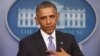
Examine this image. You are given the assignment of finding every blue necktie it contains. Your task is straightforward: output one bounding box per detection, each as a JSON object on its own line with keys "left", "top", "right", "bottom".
{"left": 48, "top": 36, "right": 56, "bottom": 51}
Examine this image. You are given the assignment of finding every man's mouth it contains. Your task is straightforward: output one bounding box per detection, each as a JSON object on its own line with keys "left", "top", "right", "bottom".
{"left": 46, "top": 26, "right": 53, "bottom": 30}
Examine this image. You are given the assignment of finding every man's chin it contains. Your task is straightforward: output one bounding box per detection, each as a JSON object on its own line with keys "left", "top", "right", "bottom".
{"left": 45, "top": 30, "right": 54, "bottom": 35}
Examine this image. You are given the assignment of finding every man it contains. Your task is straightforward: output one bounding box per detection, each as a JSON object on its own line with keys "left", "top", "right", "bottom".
{"left": 17, "top": 1, "right": 84, "bottom": 56}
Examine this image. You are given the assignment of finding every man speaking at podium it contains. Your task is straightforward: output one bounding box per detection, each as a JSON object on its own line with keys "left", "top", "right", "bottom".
{"left": 17, "top": 1, "right": 84, "bottom": 56}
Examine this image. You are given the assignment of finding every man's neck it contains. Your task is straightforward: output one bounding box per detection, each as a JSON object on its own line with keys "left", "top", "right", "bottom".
{"left": 40, "top": 29, "right": 55, "bottom": 36}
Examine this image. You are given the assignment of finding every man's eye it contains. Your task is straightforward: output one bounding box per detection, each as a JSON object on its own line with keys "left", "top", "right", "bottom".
{"left": 40, "top": 17, "right": 46, "bottom": 20}
{"left": 50, "top": 15, "right": 55, "bottom": 19}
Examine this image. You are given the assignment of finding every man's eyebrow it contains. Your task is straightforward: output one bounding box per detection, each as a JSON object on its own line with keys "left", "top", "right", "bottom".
{"left": 40, "top": 16, "right": 47, "bottom": 19}
{"left": 49, "top": 15, "right": 55, "bottom": 17}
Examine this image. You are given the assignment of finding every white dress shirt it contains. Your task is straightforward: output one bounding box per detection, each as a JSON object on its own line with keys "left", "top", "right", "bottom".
{"left": 40, "top": 29, "right": 56, "bottom": 50}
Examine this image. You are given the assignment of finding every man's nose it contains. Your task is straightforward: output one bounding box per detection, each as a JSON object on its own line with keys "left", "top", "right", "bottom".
{"left": 47, "top": 18, "right": 51, "bottom": 24}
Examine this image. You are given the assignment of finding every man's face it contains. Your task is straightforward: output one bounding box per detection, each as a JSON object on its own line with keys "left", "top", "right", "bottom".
{"left": 35, "top": 7, "right": 59, "bottom": 35}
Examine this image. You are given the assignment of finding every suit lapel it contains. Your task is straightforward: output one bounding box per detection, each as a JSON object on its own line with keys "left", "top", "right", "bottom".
{"left": 34, "top": 30, "right": 47, "bottom": 55}
{"left": 56, "top": 31, "right": 62, "bottom": 52}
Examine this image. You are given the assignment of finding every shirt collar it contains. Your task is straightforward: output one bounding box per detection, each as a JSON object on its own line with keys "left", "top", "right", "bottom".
{"left": 40, "top": 29, "right": 56, "bottom": 40}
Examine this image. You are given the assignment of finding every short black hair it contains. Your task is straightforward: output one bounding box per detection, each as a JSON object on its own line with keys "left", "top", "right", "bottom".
{"left": 36, "top": 1, "right": 57, "bottom": 15}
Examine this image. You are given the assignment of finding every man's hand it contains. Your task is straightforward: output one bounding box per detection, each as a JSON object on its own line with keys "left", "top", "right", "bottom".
{"left": 46, "top": 48, "right": 71, "bottom": 56}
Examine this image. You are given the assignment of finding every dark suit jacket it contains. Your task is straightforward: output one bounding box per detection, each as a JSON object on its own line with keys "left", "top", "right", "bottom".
{"left": 17, "top": 30, "right": 84, "bottom": 56}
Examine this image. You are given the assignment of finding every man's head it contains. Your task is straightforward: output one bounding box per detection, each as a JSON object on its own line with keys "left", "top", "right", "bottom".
{"left": 35, "top": 1, "right": 59, "bottom": 35}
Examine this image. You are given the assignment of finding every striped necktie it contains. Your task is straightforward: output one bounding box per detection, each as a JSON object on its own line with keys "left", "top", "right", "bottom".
{"left": 48, "top": 36, "right": 56, "bottom": 51}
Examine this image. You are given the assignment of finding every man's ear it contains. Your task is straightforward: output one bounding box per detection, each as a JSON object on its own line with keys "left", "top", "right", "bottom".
{"left": 35, "top": 17, "right": 39, "bottom": 25}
